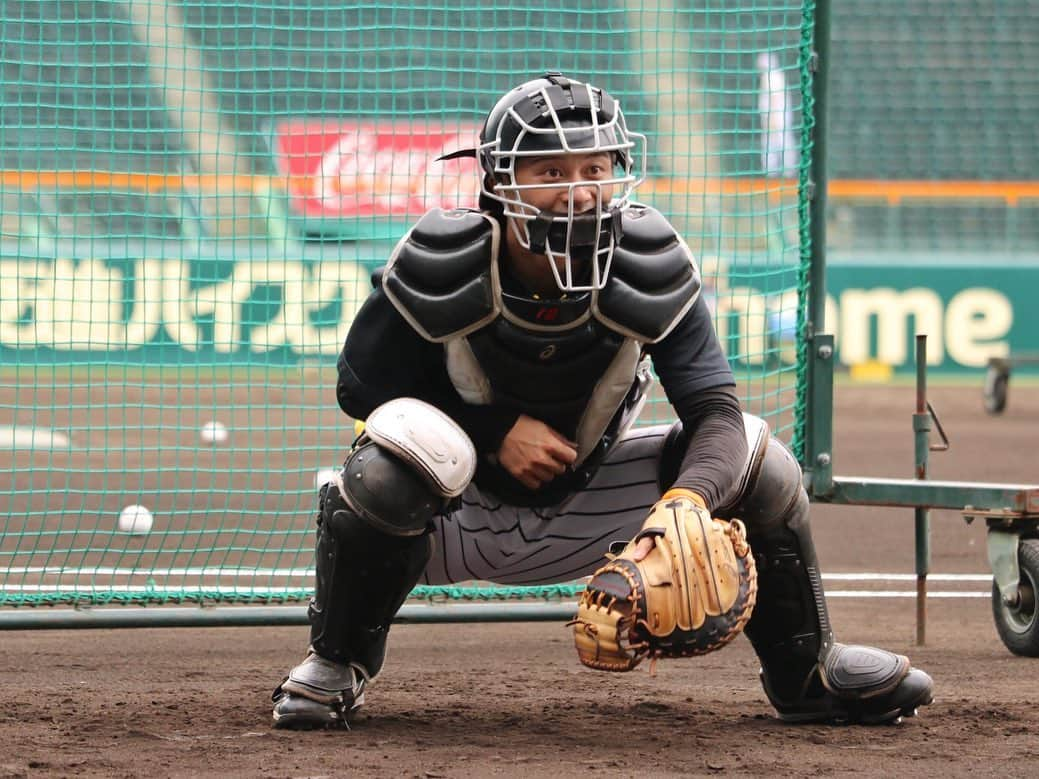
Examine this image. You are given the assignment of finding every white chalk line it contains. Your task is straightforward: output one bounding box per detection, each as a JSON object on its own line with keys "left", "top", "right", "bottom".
{"left": 0, "top": 565, "right": 311, "bottom": 577}
{"left": 0, "top": 425, "right": 70, "bottom": 449}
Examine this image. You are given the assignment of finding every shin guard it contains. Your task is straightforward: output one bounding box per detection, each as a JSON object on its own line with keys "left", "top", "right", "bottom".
{"left": 724, "top": 437, "right": 933, "bottom": 722}
{"left": 742, "top": 489, "right": 834, "bottom": 702}
{"left": 307, "top": 480, "right": 432, "bottom": 676}
{"left": 725, "top": 437, "right": 833, "bottom": 702}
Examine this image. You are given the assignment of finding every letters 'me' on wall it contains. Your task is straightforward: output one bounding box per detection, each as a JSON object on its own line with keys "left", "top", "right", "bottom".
{"left": 831, "top": 286, "right": 1011, "bottom": 368}
{"left": 702, "top": 258, "right": 1027, "bottom": 371}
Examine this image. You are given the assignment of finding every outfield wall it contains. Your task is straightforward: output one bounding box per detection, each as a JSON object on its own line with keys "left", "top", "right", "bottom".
{"left": 824, "top": 256, "right": 1037, "bottom": 372}
{"left": 2, "top": 250, "right": 1035, "bottom": 373}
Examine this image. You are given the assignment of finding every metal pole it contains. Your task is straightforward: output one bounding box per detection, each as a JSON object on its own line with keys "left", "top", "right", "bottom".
{"left": 0, "top": 602, "right": 581, "bottom": 631}
{"left": 807, "top": 0, "right": 831, "bottom": 333}
{"left": 802, "top": 0, "right": 834, "bottom": 488}
{"left": 819, "top": 478, "right": 1039, "bottom": 509}
{"left": 913, "top": 334, "right": 932, "bottom": 645}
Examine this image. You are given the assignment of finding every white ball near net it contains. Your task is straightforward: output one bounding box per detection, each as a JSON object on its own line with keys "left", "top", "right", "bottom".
{"left": 118, "top": 504, "right": 154, "bottom": 535}
{"left": 200, "top": 420, "right": 229, "bottom": 445}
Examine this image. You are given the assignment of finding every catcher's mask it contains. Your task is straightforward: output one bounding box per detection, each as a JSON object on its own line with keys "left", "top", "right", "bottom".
{"left": 441, "top": 72, "right": 647, "bottom": 292}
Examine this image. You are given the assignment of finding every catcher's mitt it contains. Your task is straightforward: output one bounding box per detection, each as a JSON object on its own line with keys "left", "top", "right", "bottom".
{"left": 571, "top": 489, "right": 757, "bottom": 671}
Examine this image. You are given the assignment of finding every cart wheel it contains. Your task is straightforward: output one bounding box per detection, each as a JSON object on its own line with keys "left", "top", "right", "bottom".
{"left": 983, "top": 366, "right": 1008, "bottom": 415}
{"left": 992, "top": 539, "right": 1039, "bottom": 656}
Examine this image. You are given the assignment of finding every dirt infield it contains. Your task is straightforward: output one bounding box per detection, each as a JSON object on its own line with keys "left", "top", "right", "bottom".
{"left": 2, "top": 381, "right": 1039, "bottom": 778}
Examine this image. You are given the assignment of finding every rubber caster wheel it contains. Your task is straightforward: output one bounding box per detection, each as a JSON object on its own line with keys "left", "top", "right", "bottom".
{"left": 983, "top": 366, "right": 1008, "bottom": 415}
{"left": 993, "top": 539, "right": 1039, "bottom": 656}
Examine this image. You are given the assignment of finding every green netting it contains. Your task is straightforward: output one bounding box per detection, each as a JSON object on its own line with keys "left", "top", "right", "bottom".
{"left": 0, "top": 0, "right": 814, "bottom": 608}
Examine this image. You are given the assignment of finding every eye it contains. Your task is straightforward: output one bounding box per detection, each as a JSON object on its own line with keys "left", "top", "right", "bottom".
{"left": 584, "top": 161, "right": 613, "bottom": 179}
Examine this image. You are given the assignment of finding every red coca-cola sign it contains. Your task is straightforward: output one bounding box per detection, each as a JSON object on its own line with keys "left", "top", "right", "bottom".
{"left": 271, "top": 119, "right": 481, "bottom": 220}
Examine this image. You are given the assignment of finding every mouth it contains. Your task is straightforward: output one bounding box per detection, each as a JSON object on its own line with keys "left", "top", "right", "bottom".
{"left": 524, "top": 209, "right": 612, "bottom": 256}
{"left": 541, "top": 209, "right": 595, "bottom": 218}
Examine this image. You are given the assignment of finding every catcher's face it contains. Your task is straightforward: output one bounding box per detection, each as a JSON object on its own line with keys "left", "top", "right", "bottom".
{"left": 510, "top": 151, "right": 616, "bottom": 214}
{"left": 502, "top": 151, "right": 616, "bottom": 294}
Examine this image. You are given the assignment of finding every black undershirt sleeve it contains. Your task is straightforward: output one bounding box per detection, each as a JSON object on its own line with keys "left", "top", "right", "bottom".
{"left": 668, "top": 386, "right": 747, "bottom": 511}
{"left": 647, "top": 295, "right": 748, "bottom": 512}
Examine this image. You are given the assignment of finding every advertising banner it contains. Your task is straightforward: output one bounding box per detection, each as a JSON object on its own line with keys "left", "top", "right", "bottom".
{"left": 3, "top": 250, "right": 1037, "bottom": 372}
{"left": 703, "top": 255, "right": 1038, "bottom": 372}
{"left": 0, "top": 254, "right": 371, "bottom": 364}
{"left": 270, "top": 119, "right": 480, "bottom": 236}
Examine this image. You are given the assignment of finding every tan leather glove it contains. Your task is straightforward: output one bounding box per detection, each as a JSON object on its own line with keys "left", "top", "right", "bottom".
{"left": 571, "top": 489, "right": 758, "bottom": 671}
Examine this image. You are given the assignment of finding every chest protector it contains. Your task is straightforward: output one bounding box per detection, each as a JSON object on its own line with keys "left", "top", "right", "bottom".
{"left": 382, "top": 206, "right": 700, "bottom": 464}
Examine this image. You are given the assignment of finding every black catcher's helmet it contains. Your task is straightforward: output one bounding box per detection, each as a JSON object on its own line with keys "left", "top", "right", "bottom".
{"left": 447, "top": 73, "right": 646, "bottom": 291}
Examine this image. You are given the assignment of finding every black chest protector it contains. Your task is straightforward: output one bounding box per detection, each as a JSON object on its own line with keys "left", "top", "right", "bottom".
{"left": 382, "top": 206, "right": 700, "bottom": 461}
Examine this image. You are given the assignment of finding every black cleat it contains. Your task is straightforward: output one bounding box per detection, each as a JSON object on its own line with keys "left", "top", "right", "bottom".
{"left": 271, "top": 688, "right": 364, "bottom": 730}
{"left": 271, "top": 653, "right": 368, "bottom": 730}
{"left": 764, "top": 643, "right": 934, "bottom": 725}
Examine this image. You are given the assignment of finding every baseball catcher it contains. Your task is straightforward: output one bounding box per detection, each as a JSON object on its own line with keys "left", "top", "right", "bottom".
{"left": 272, "top": 72, "right": 933, "bottom": 730}
{"left": 572, "top": 489, "right": 756, "bottom": 671}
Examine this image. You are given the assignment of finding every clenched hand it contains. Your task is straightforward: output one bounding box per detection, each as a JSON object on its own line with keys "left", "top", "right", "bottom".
{"left": 497, "top": 414, "right": 578, "bottom": 490}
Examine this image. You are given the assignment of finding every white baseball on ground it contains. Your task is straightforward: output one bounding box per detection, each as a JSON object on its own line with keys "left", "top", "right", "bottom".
{"left": 200, "top": 420, "right": 229, "bottom": 445}
{"left": 117, "top": 504, "right": 154, "bottom": 535}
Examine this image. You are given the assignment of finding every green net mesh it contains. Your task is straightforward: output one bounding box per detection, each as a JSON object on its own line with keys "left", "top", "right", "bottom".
{"left": 1, "top": 0, "right": 814, "bottom": 608}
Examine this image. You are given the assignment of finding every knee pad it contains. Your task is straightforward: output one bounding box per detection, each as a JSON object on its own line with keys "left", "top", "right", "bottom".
{"left": 724, "top": 434, "right": 804, "bottom": 534}
{"left": 336, "top": 397, "right": 477, "bottom": 537}
{"left": 334, "top": 442, "right": 442, "bottom": 536}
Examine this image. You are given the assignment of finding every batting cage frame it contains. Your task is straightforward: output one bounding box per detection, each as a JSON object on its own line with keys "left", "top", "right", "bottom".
{"left": 2, "top": 0, "right": 1038, "bottom": 650}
